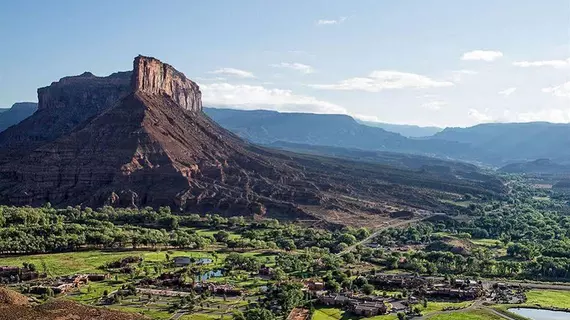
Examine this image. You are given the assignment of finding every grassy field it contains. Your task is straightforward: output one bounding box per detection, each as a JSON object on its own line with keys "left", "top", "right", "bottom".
{"left": 469, "top": 238, "right": 501, "bottom": 247}
{"left": 417, "top": 301, "right": 473, "bottom": 314}
{"left": 311, "top": 308, "right": 397, "bottom": 320}
{"left": 428, "top": 309, "right": 504, "bottom": 320}
{"left": 525, "top": 289, "right": 570, "bottom": 309}
{"left": 0, "top": 249, "right": 277, "bottom": 277}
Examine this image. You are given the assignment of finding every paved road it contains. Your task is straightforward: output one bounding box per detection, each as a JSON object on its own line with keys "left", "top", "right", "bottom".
{"left": 170, "top": 310, "right": 186, "bottom": 320}
{"left": 339, "top": 215, "right": 435, "bottom": 255}
{"left": 137, "top": 288, "right": 193, "bottom": 297}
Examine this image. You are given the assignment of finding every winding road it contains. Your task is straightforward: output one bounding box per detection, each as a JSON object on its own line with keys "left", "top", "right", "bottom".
{"left": 339, "top": 214, "right": 438, "bottom": 255}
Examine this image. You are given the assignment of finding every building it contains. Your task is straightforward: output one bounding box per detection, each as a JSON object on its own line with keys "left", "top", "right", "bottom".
{"left": 87, "top": 273, "right": 110, "bottom": 281}
{"left": 352, "top": 301, "right": 387, "bottom": 317}
{"left": 318, "top": 293, "right": 353, "bottom": 306}
{"left": 173, "top": 256, "right": 191, "bottom": 267}
{"left": 259, "top": 266, "right": 273, "bottom": 276}
{"left": 304, "top": 280, "right": 325, "bottom": 291}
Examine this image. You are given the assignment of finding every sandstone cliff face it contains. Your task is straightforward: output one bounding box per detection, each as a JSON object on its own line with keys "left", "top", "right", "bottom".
{"left": 132, "top": 55, "right": 202, "bottom": 112}
{"left": 37, "top": 71, "right": 131, "bottom": 111}
{"left": 0, "top": 71, "right": 131, "bottom": 163}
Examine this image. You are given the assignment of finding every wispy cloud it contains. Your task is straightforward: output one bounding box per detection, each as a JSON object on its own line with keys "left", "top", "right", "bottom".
{"left": 270, "top": 62, "right": 315, "bottom": 74}
{"left": 209, "top": 68, "right": 255, "bottom": 78}
{"left": 422, "top": 101, "right": 447, "bottom": 111}
{"left": 309, "top": 70, "right": 453, "bottom": 92}
{"left": 542, "top": 81, "right": 570, "bottom": 98}
{"left": 513, "top": 57, "right": 570, "bottom": 68}
{"left": 468, "top": 108, "right": 494, "bottom": 122}
{"left": 461, "top": 50, "right": 504, "bottom": 61}
{"left": 201, "top": 82, "right": 346, "bottom": 114}
{"left": 498, "top": 87, "right": 517, "bottom": 97}
{"left": 448, "top": 69, "right": 478, "bottom": 82}
{"left": 316, "top": 17, "right": 347, "bottom": 25}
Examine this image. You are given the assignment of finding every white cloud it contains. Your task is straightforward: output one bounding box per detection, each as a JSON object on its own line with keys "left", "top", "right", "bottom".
{"left": 542, "top": 81, "right": 570, "bottom": 98}
{"left": 270, "top": 62, "right": 315, "bottom": 74}
{"left": 316, "top": 17, "right": 347, "bottom": 25}
{"left": 516, "top": 108, "right": 570, "bottom": 123}
{"left": 468, "top": 109, "right": 494, "bottom": 122}
{"left": 422, "top": 101, "right": 447, "bottom": 111}
{"left": 353, "top": 114, "right": 381, "bottom": 122}
{"left": 513, "top": 58, "right": 570, "bottom": 68}
{"left": 209, "top": 68, "right": 255, "bottom": 78}
{"left": 498, "top": 87, "right": 517, "bottom": 97}
{"left": 310, "top": 70, "right": 453, "bottom": 92}
{"left": 201, "top": 82, "right": 347, "bottom": 114}
{"left": 195, "top": 76, "right": 227, "bottom": 82}
{"left": 461, "top": 50, "right": 504, "bottom": 61}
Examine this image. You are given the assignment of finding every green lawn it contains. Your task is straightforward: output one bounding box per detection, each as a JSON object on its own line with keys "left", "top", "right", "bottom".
{"left": 0, "top": 251, "right": 142, "bottom": 276}
{"left": 312, "top": 308, "right": 345, "bottom": 320}
{"left": 428, "top": 309, "right": 504, "bottom": 320}
{"left": 0, "top": 249, "right": 242, "bottom": 277}
{"left": 311, "top": 307, "right": 397, "bottom": 320}
{"left": 417, "top": 301, "right": 473, "bottom": 314}
{"left": 470, "top": 238, "right": 501, "bottom": 247}
{"left": 526, "top": 289, "right": 570, "bottom": 309}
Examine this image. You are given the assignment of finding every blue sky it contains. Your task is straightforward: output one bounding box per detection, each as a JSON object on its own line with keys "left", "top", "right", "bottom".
{"left": 1, "top": 0, "right": 569, "bottom": 127}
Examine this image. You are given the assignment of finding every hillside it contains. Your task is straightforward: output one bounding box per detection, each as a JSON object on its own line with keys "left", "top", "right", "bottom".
{"left": 0, "top": 287, "right": 146, "bottom": 320}
{"left": 431, "top": 122, "right": 570, "bottom": 165}
{"left": 355, "top": 119, "right": 442, "bottom": 137}
{"left": 499, "top": 159, "right": 570, "bottom": 175}
{"left": 0, "top": 102, "right": 37, "bottom": 132}
{"left": 204, "top": 107, "right": 468, "bottom": 159}
{"left": 0, "top": 56, "right": 504, "bottom": 225}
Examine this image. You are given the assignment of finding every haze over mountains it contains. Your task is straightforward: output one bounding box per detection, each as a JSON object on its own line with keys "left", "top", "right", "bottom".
{"left": 204, "top": 108, "right": 570, "bottom": 167}
{"left": 354, "top": 119, "right": 442, "bottom": 138}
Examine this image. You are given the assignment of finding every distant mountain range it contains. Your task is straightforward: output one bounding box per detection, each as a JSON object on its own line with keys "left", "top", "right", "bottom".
{"left": 432, "top": 122, "right": 570, "bottom": 165}
{"left": 204, "top": 107, "right": 468, "bottom": 159}
{"left": 205, "top": 108, "right": 570, "bottom": 167}
{"left": 3, "top": 104, "right": 570, "bottom": 170}
{"left": 0, "top": 102, "right": 37, "bottom": 132}
{"left": 355, "top": 119, "right": 442, "bottom": 137}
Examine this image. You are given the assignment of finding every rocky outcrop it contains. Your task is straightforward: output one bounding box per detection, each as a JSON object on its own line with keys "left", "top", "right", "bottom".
{"left": 37, "top": 71, "right": 131, "bottom": 111}
{"left": 132, "top": 55, "right": 202, "bottom": 112}
{"left": 0, "top": 71, "right": 131, "bottom": 163}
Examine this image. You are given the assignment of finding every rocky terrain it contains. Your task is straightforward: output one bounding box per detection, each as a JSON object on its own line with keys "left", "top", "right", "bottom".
{"left": 0, "top": 287, "right": 147, "bottom": 320}
{"left": 0, "top": 56, "right": 504, "bottom": 224}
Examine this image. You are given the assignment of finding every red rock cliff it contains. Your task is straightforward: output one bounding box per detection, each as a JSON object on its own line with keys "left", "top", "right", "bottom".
{"left": 132, "top": 55, "right": 202, "bottom": 112}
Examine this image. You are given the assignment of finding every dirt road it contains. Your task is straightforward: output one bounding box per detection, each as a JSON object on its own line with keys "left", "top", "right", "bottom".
{"left": 339, "top": 215, "right": 435, "bottom": 255}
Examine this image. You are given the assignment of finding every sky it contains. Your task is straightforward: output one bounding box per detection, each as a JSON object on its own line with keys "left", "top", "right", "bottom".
{"left": 0, "top": 0, "right": 569, "bottom": 127}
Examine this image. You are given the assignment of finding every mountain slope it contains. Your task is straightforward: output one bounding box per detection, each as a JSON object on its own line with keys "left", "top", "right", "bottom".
{"left": 0, "top": 102, "right": 37, "bottom": 132}
{"left": 355, "top": 119, "right": 442, "bottom": 137}
{"left": 0, "top": 71, "right": 131, "bottom": 164}
{"left": 204, "top": 107, "right": 468, "bottom": 158}
{"left": 0, "top": 56, "right": 504, "bottom": 225}
{"left": 431, "top": 122, "right": 570, "bottom": 164}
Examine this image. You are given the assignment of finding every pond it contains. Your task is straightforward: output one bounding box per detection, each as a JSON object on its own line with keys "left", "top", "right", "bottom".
{"left": 196, "top": 258, "right": 213, "bottom": 265}
{"left": 195, "top": 269, "right": 223, "bottom": 282}
{"left": 508, "top": 308, "right": 570, "bottom": 320}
